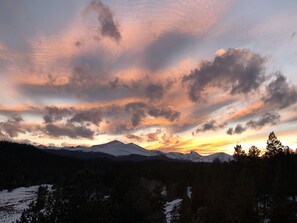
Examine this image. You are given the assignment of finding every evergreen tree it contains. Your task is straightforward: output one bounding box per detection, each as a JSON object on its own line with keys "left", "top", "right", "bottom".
{"left": 265, "top": 132, "right": 287, "bottom": 157}
{"left": 227, "top": 169, "right": 258, "bottom": 223}
{"left": 233, "top": 145, "right": 246, "bottom": 162}
{"left": 269, "top": 162, "right": 297, "bottom": 223}
{"left": 176, "top": 193, "right": 192, "bottom": 223}
{"left": 248, "top": 146, "right": 261, "bottom": 158}
{"left": 18, "top": 186, "right": 50, "bottom": 223}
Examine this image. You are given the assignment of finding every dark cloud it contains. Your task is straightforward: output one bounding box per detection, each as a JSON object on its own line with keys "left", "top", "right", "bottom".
{"left": 43, "top": 106, "right": 73, "bottom": 123}
{"left": 109, "top": 77, "right": 129, "bottom": 89}
{"left": 147, "top": 106, "right": 180, "bottom": 122}
{"left": 125, "top": 133, "right": 143, "bottom": 142}
{"left": 70, "top": 109, "right": 103, "bottom": 125}
{"left": 40, "top": 103, "right": 177, "bottom": 136}
{"left": 0, "top": 114, "right": 38, "bottom": 138}
{"left": 19, "top": 75, "right": 173, "bottom": 103}
{"left": 263, "top": 73, "right": 297, "bottom": 109}
{"left": 0, "top": 120, "right": 25, "bottom": 138}
{"left": 246, "top": 112, "right": 280, "bottom": 130}
{"left": 125, "top": 102, "right": 180, "bottom": 127}
{"left": 125, "top": 102, "right": 147, "bottom": 126}
{"left": 195, "top": 120, "right": 226, "bottom": 134}
{"left": 183, "top": 48, "right": 267, "bottom": 102}
{"left": 44, "top": 104, "right": 124, "bottom": 127}
{"left": 227, "top": 112, "right": 280, "bottom": 135}
{"left": 45, "top": 123, "right": 94, "bottom": 139}
{"left": 227, "top": 124, "right": 247, "bottom": 135}
{"left": 145, "top": 84, "right": 164, "bottom": 100}
{"left": 226, "top": 128, "right": 233, "bottom": 135}
{"left": 8, "top": 113, "right": 23, "bottom": 123}
{"left": 84, "top": 0, "right": 121, "bottom": 42}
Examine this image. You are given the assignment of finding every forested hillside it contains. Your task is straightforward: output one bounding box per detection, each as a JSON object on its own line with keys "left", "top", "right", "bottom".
{"left": 0, "top": 141, "right": 84, "bottom": 190}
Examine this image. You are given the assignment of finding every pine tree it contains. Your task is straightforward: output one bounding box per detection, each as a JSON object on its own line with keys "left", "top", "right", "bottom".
{"left": 227, "top": 169, "right": 258, "bottom": 223}
{"left": 233, "top": 145, "right": 246, "bottom": 162}
{"left": 265, "top": 132, "right": 286, "bottom": 157}
{"left": 248, "top": 146, "right": 261, "bottom": 158}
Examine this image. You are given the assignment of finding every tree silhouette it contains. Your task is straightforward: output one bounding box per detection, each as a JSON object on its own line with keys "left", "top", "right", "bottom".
{"left": 248, "top": 146, "right": 261, "bottom": 158}
{"left": 227, "top": 168, "right": 258, "bottom": 223}
{"left": 233, "top": 145, "right": 246, "bottom": 162}
{"left": 265, "top": 132, "right": 286, "bottom": 157}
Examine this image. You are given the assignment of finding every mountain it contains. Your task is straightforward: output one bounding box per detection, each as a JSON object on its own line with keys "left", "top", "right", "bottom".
{"left": 89, "top": 140, "right": 160, "bottom": 157}
{"left": 165, "top": 151, "right": 205, "bottom": 162}
{"left": 40, "top": 140, "right": 232, "bottom": 163}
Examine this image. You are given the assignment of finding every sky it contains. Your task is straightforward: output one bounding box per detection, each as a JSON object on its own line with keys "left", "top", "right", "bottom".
{"left": 0, "top": 0, "right": 297, "bottom": 154}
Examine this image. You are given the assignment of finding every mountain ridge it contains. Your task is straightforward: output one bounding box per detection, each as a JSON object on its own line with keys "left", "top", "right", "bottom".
{"left": 39, "top": 140, "right": 233, "bottom": 163}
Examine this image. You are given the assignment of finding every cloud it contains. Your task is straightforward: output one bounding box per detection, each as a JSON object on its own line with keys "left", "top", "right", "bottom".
{"left": 227, "top": 112, "right": 281, "bottom": 135}
{"left": 19, "top": 72, "right": 176, "bottom": 104}
{"left": 147, "top": 106, "right": 180, "bottom": 122}
{"left": 103, "top": 120, "right": 134, "bottom": 135}
{"left": 227, "top": 124, "right": 246, "bottom": 135}
{"left": 45, "top": 123, "right": 94, "bottom": 139}
{"left": 125, "top": 102, "right": 180, "bottom": 127}
{"left": 0, "top": 114, "right": 24, "bottom": 137}
{"left": 84, "top": 0, "right": 121, "bottom": 42}
{"left": 70, "top": 109, "right": 103, "bottom": 125}
{"left": 8, "top": 113, "right": 23, "bottom": 123}
{"left": 0, "top": 121, "right": 25, "bottom": 138}
{"left": 145, "top": 84, "right": 164, "bottom": 100}
{"left": 246, "top": 112, "right": 281, "bottom": 130}
{"left": 161, "top": 133, "right": 179, "bottom": 146}
{"left": 147, "top": 132, "right": 160, "bottom": 142}
{"left": 124, "top": 129, "right": 178, "bottom": 146}
{"left": 125, "top": 133, "right": 143, "bottom": 142}
{"left": 0, "top": 114, "right": 39, "bottom": 138}
{"left": 40, "top": 102, "right": 180, "bottom": 136}
{"left": 43, "top": 103, "right": 123, "bottom": 126}
{"left": 215, "top": 48, "right": 225, "bottom": 56}
{"left": 183, "top": 48, "right": 267, "bottom": 102}
{"left": 263, "top": 73, "right": 297, "bottom": 109}
{"left": 194, "top": 120, "right": 226, "bottom": 134}
{"left": 125, "top": 102, "right": 146, "bottom": 126}
{"left": 43, "top": 106, "right": 73, "bottom": 123}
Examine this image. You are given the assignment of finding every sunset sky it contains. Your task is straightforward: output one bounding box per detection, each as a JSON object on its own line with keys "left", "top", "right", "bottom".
{"left": 0, "top": 0, "right": 297, "bottom": 154}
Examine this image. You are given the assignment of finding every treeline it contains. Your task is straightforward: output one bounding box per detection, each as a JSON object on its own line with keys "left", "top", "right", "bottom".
{"left": 0, "top": 141, "right": 85, "bottom": 190}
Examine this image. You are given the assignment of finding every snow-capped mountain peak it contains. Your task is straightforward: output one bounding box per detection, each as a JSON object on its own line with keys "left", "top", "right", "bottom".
{"left": 89, "top": 141, "right": 159, "bottom": 157}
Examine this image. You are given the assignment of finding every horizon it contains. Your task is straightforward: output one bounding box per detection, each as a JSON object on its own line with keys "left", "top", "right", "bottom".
{"left": 1, "top": 131, "right": 287, "bottom": 156}
{"left": 1, "top": 1, "right": 297, "bottom": 155}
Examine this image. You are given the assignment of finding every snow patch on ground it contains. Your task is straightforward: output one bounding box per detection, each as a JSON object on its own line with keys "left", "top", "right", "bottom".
{"left": 165, "top": 198, "right": 182, "bottom": 223}
{"left": 0, "top": 185, "right": 51, "bottom": 223}
{"left": 161, "top": 186, "right": 167, "bottom": 197}
{"left": 186, "top": 186, "right": 192, "bottom": 198}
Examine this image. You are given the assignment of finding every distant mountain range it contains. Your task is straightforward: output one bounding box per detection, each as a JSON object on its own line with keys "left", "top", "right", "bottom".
{"left": 39, "top": 140, "right": 233, "bottom": 163}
